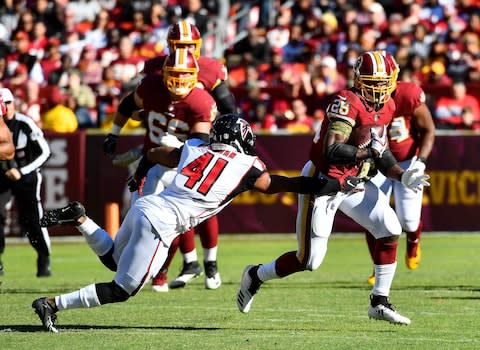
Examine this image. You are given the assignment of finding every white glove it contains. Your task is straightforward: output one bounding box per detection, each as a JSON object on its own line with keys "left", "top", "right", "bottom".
{"left": 159, "top": 134, "right": 184, "bottom": 148}
{"left": 112, "top": 147, "right": 143, "bottom": 167}
{"left": 370, "top": 126, "right": 388, "bottom": 158}
{"left": 401, "top": 168, "right": 430, "bottom": 193}
{"left": 408, "top": 156, "right": 426, "bottom": 174}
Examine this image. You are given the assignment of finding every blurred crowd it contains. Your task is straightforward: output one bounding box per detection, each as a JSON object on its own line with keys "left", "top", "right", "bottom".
{"left": 1, "top": 0, "right": 480, "bottom": 133}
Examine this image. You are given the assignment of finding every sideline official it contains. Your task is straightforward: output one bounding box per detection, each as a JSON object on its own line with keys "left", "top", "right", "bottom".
{"left": 0, "top": 88, "right": 52, "bottom": 277}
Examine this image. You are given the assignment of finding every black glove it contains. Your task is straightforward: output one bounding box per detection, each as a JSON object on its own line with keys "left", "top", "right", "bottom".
{"left": 340, "top": 176, "right": 365, "bottom": 193}
{"left": 127, "top": 175, "right": 146, "bottom": 194}
{"left": 103, "top": 133, "right": 118, "bottom": 156}
{"left": 127, "top": 175, "right": 139, "bottom": 192}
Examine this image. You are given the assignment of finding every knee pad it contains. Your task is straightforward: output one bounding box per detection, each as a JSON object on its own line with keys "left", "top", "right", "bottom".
{"left": 95, "top": 281, "right": 130, "bottom": 305}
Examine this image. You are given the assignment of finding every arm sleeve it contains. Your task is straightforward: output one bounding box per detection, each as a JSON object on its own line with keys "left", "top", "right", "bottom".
{"left": 19, "top": 118, "right": 51, "bottom": 175}
{"left": 210, "top": 81, "right": 237, "bottom": 114}
{"left": 325, "top": 143, "right": 358, "bottom": 165}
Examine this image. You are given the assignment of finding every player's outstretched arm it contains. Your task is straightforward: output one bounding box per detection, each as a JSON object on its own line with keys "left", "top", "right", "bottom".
{"left": 253, "top": 173, "right": 342, "bottom": 195}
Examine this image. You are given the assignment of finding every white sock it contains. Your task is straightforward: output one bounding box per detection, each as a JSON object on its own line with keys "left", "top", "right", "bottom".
{"left": 257, "top": 260, "right": 279, "bottom": 282}
{"left": 55, "top": 284, "right": 101, "bottom": 310}
{"left": 183, "top": 249, "right": 198, "bottom": 263}
{"left": 77, "top": 218, "right": 113, "bottom": 256}
{"left": 372, "top": 262, "right": 397, "bottom": 296}
{"left": 203, "top": 246, "right": 217, "bottom": 262}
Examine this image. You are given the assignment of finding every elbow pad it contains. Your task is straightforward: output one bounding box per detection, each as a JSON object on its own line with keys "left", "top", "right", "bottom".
{"left": 118, "top": 92, "right": 140, "bottom": 117}
{"left": 325, "top": 143, "right": 358, "bottom": 165}
{"left": 211, "top": 82, "right": 237, "bottom": 114}
{"left": 375, "top": 149, "right": 397, "bottom": 174}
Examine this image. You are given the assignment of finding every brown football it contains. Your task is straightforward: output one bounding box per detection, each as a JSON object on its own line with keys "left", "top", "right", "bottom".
{"left": 349, "top": 124, "right": 385, "bottom": 149}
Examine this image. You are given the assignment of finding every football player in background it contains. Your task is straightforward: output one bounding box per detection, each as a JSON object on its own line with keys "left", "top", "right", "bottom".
{"left": 0, "top": 95, "right": 14, "bottom": 160}
{"left": 105, "top": 20, "right": 237, "bottom": 292}
{"left": 365, "top": 52, "right": 435, "bottom": 285}
{"left": 32, "top": 114, "right": 362, "bottom": 333}
{"left": 237, "top": 51, "right": 430, "bottom": 325}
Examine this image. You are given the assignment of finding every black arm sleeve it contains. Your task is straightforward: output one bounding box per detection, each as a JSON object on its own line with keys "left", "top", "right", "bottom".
{"left": 133, "top": 154, "right": 156, "bottom": 180}
{"left": 210, "top": 81, "right": 237, "bottom": 114}
{"left": 325, "top": 143, "right": 358, "bottom": 165}
{"left": 298, "top": 176, "right": 341, "bottom": 195}
{"left": 375, "top": 149, "right": 398, "bottom": 174}
{"left": 118, "top": 92, "right": 141, "bottom": 117}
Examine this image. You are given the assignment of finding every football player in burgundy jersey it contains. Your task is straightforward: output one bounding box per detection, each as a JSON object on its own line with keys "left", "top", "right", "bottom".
{"left": 237, "top": 51, "right": 430, "bottom": 325}
{"left": 365, "top": 52, "right": 435, "bottom": 285}
{"left": 32, "top": 114, "right": 361, "bottom": 333}
{"left": 104, "top": 20, "right": 236, "bottom": 292}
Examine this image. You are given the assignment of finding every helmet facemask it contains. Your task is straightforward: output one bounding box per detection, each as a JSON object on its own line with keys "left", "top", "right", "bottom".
{"left": 163, "top": 48, "right": 199, "bottom": 97}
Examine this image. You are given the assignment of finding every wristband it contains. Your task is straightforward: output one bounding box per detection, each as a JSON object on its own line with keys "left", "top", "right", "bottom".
{"left": 110, "top": 124, "right": 122, "bottom": 136}
{"left": 417, "top": 156, "right": 427, "bottom": 164}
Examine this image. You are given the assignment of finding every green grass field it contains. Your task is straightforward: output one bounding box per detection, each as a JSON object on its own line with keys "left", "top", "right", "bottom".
{"left": 1, "top": 233, "right": 479, "bottom": 350}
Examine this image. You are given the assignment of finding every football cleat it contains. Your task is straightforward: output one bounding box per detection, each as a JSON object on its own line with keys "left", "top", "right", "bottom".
{"left": 152, "top": 270, "right": 169, "bottom": 292}
{"left": 204, "top": 261, "right": 221, "bottom": 290}
{"left": 169, "top": 261, "right": 202, "bottom": 289}
{"left": 368, "top": 295, "right": 411, "bottom": 325}
{"left": 40, "top": 201, "right": 85, "bottom": 227}
{"left": 405, "top": 243, "right": 421, "bottom": 270}
{"left": 237, "top": 265, "right": 262, "bottom": 313}
{"left": 32, "top": 297, "right": 59, "bottom": 333}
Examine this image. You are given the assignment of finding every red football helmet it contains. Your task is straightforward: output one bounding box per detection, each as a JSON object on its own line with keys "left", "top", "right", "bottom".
{"left": 353, "top": 51, "right": 395, "bottom": 105}
{"left": 167, "top": 20, "right": 202, "bottom": 59}
{"left": 163, "top": 48, "right": 199, "bottom": 97}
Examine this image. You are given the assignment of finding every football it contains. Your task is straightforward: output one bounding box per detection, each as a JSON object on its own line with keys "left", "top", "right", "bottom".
{"left": 349, "top": 124, "right": 385, "bottom": 149}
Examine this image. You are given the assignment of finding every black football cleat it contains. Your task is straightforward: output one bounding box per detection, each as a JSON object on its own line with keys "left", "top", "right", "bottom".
{"left": 40, "top": 201, "right": 85, "bottom": 227}
{"left": 32, "top": 297, "right": 58, "bottom": 333}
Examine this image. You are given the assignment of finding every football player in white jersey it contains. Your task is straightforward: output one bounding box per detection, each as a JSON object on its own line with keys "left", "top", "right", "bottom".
{"left": 32, "top": 114, "right": 364, "bottom": 333}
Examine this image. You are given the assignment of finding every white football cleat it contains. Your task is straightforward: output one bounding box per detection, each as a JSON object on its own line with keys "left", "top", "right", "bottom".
{"left": 204, "top": 261, "right": 221, "bottom": 289}
{"left": 236, "top": 265, "right": 262, "bottom": 313}
{"left": 368, "top": 302, "right": 411, "bottom": 325}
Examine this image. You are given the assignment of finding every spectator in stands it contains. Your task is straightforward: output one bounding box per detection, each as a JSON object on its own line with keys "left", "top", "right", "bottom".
{"left": 434, "top": 80, "right": 480, "bottom": 131}
{"left": 279, "top": 98, "right": 314, "bottom": 133}
{"left": 84, "top": 9, "right": 111, "bottom": 50}
{"left": 65, "top": 69, "right": 97, "bottom": 128}
{"left": 76, "top": 44, "right": 103, "bottom": 86}
{"left": 110, "top": 36, "right": 144, "bottom": 90}
{"left": 40, "top": 38, "right": 62, "bottom": 79}
{"left": 282, "top": 24, "right": 308, "bottom": 64}
{"left": 310, "top": 55, "right": 347, "bottom": 97}
{"left": 96, "top": 65, "right": 121, "bottom": 128}
{"left": 184, "top": 0, "right": 210, "bottom": 36}
{"left": 336, "top": 22, "right": 361, "bottom": 63}
{"left": 41, "top": 79, "right": 78, "bottom": 133}
{"left": 462, "top": 32, "right": 480, "bottom": 82}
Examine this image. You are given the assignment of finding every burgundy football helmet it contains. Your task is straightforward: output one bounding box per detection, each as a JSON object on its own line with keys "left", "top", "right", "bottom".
{"left": 163, "top": 48, "right": 199, "bottom": 97}
{"left": 353, "top": 51, "right": 395, "bottom": 105}
{"left": 167, "top": 20, "right": 202, "bottom": 59}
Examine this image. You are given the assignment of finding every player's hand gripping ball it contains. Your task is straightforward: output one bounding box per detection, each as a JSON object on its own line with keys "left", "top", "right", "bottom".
{"left": 349, "top": 124, "right": 386, "bottom": 149}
